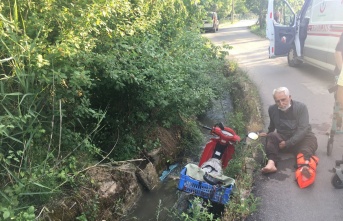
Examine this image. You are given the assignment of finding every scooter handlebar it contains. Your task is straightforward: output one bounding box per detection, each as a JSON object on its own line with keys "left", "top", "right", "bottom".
{"left": 202, "top": 125, "right": 212, "bottom": 131}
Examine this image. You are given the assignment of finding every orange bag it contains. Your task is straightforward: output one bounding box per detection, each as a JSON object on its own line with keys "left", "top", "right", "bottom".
{"left": 295, "top": 153, "right": 319, "bottom": 188}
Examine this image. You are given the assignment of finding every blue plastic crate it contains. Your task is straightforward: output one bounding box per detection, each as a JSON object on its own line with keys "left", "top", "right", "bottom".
{"left": 177, "top": 167, "right": 233, "bottom": 204}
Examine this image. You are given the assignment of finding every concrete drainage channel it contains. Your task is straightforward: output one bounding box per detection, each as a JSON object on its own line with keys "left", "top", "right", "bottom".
{"left": 124, "top": 92, "right": 233, "bottom": 220}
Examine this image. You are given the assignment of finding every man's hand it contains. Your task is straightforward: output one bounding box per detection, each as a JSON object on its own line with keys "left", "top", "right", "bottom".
{"left": 279, "top": 140, "right": 286, "bottom": 149}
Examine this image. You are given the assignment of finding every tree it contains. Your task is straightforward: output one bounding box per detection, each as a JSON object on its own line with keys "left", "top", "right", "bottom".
{"left": 234, "top": 0, "right": 250, "bottom": 16}
{"left": 245, "top": 0, "right": 268, "bottom": 28}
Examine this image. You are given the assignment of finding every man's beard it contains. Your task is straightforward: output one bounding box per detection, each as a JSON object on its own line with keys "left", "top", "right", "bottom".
{"left": 278, "top": 103, "right": 291, "bottom": 111}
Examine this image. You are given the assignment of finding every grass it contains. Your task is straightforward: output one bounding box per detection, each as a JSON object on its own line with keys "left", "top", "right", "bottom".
{"left": 220, "top": 18, "right": 240, "bottom": 25}
{"left": 249, "top": 24, "right": 266, "bottom": 38}
{"left": 221, "top": 61, "right": 265, "bottom": 219}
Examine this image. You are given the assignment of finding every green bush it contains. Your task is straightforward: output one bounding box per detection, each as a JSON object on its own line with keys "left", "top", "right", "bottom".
{"left": 0, "top": 0, "right": 230, "bottom": 219}
{"left": 221, "top": 64, "right": 263, "bottom": 220}
{"left": 182, "top": 197, "right": 221, "bottom": 221}
{"left": 250, "top": 24, "right": 266, "bottom": 38}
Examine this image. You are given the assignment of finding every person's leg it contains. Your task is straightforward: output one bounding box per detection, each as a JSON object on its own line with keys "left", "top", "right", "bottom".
{"left": 262, "top": 132, "right": 284, "bottom": 173}
{"left": 297, "top": 133, "right": 318, "bottom": 160}
{"left": 262, "top": 159, "right": 277, "bottom": 173}
{"left": 337, "top": 85, "right": 343, "bottom": 109}
{"left": 296, "top": 133, "right": 318, "bottom": 178}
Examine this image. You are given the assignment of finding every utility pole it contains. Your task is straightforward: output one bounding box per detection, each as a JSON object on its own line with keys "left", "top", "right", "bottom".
{"left": 231, "top": 0, "right": 234, "bottom": 23}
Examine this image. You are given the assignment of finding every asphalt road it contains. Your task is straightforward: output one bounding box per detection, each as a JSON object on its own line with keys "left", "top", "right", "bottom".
{"left": 206, "top": 20, "right": 343, "bottom": 221}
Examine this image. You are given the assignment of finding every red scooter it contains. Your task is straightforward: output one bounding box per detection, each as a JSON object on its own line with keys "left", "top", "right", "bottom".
{"left": 199, "top": 123, "right": 241, "bottom": 178}
{"left": 177, "top": 122, "right": 258, "bottom": 205}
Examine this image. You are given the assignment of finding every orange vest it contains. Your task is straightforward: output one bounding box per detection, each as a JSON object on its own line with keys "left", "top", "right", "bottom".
{"left": 295, "top": 153, "right": 319, "bottom": 188}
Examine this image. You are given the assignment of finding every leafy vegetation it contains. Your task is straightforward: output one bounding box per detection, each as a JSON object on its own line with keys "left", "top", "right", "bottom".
{"left": 223, "top": 62, "right": 264, "bottom": 220}
{"left": 198, "top": 0, "right": 255, "bottom": 23}
{"left": 250, "top": 24, "right": 266, "bottom": 38}
{"left": 0, "top": 0, "right": 278, "bottom": 219}
{"left": 180, "top": 197, "right": 221, "bottom": 221}
{"left": 0, "top": 0, "right": 235, "bottom": 219}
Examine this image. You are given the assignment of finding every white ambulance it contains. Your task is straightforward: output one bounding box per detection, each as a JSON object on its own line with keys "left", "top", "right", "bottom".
{"left": 266, "top": 0, "right": 343, "bottom": 72}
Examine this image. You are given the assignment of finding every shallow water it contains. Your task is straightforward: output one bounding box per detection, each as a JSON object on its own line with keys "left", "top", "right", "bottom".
{"left": 123, "top": 177, "right": 181, "bottom": 221}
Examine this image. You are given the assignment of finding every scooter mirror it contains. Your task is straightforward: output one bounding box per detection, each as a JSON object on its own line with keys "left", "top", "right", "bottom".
{"left": 247, "top": 132, "right": 259, "bottom": 140}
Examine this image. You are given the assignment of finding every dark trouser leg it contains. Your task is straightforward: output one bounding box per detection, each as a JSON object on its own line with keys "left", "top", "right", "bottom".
{"left": 265, "top": 132, "right": 285, "bottom": 162}
{"left": 295, "top": 133, "right": 318, "bottom": 161}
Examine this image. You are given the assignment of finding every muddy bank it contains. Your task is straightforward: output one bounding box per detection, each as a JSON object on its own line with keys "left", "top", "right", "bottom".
{"left": 40, "top": 127, "right": 182, "bottom": 221}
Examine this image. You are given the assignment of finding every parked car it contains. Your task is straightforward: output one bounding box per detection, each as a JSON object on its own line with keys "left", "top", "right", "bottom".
{"left": 201, "top": 12, "right": 219, "bottom": 33}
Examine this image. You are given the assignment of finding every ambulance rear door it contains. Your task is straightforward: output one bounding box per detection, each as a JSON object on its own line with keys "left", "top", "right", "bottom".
{"left": 266, "top": 0, "right": 296, "bottom": 58}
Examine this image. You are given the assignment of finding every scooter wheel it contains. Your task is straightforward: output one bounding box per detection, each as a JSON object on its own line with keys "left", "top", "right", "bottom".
{"left": 327, "top": 140, "right": 333, "bottom": 156}
{"left": 331, "top": 174, "right": 343, "bottom": 189}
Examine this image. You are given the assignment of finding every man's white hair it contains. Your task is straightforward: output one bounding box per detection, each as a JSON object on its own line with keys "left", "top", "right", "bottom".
{"left": 273, "top": 87, "right": 290, "bottom": 96}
